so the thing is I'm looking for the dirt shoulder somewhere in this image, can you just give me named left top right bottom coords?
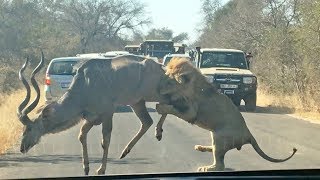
left=256, top=89, right=320, bottom=124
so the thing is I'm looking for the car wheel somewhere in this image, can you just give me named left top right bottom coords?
left=245, top=93, right=257, bottom=112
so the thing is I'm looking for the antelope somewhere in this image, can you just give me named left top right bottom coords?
left=17, top=51, right=169, bottom=175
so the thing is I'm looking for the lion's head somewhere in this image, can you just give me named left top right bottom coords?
left=160, top=57, right=217, bottom=99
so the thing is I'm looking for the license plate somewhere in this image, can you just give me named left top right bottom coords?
left=61, top=82, right=70, bottom=88
left=220, top=84, right=238, bottom=88
left=224, top=90, right=234, bottom=94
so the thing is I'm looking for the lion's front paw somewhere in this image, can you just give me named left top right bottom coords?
left=197, top=165, right=224, bottom=172
left=156, top=104, right=173, bottom=114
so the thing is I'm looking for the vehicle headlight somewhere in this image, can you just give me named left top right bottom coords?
left=243, top=77, right=257, bottom=84
left=204, top=75, right=214, bottom=83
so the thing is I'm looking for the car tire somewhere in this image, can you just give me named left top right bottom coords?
left=245, top=93, right=257, bottom=112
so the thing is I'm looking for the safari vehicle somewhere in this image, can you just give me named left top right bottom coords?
left=139, top=40, right=175, bottom=63
left=174, top=43, right=187, bottom=54
left=76, top=53, right=106, bottom=58
left=44, top=57, right=83, bottom=103
left=194, top=47, right=257, bottom=111
left=124, top=45, right=141, bottom=55
left=104, top=50, right=130, bottom=58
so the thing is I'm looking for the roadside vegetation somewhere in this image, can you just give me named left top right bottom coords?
left=0, top=89, right=45, bottom=154
left=0, top=0, right=319, bottom=154
left=257, top=88, right=320, bottom=122
left=198, top=0, right=320, bottom=115
left=0, top=91, right=23, bottom=154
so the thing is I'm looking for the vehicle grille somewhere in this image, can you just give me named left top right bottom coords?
left=214, top=74, right=242, bottom=83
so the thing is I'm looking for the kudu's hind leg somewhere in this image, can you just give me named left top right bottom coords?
left=96, top=113, right=113, bottom=175
left=78, top=121, right=94, bottom=175
left=120, top=100, right=153, bottom=159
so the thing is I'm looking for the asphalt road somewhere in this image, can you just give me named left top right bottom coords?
left=1, top=103, right=320, bottom=179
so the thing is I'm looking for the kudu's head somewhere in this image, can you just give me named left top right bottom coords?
left=17, top=51, right=47, bottom=153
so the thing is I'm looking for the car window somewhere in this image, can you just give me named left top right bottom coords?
left=163, top=56, right=173, bottom=65
left=48, top=61, right=78, bottom=75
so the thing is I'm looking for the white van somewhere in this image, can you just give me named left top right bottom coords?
left=44, top=57, right=82, bottom=103
left=162, top=53, right=191, bottom=66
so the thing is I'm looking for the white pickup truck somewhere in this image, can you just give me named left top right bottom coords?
left=192, top=47, right=257, bottom=111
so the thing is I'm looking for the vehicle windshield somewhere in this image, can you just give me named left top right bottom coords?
left=0, top=0, right=319, bottom=179
left=141, top=41, right=174, bottom=58
left=200, top=52, right=248, bottom=69
left=163, top=56, right=173, bottom=66
left=125, top=47, right=140, bottom=54
left=48, top=61, right=78, bottom=75
left=145, top=42, right=173, bottom=50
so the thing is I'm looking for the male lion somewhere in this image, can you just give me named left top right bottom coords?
left=155, top=57, right=297, bottom=172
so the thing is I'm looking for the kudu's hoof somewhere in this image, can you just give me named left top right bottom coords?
left=84, top=167, right=89, bottom=175
left=155, top=128, right=163, bottom=141
left=120, top=148, right=130, bottom=159
left=96, top=168, right=105, bottom=175
left=156, top=134, right=162, bottom=141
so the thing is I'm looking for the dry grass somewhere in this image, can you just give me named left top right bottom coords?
left=0, top=88, right=45, bottom=154
left=257, top=88, right=320, bottom=121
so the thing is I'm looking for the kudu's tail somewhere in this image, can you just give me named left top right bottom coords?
left=250, top=137, right=297, bottom=163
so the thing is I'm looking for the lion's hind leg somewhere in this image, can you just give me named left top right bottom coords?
left=197, top=144, right=226, bottom=172
left=197, top=132, right=226, bottom=172
left=195, top=145, right=212, bottom=152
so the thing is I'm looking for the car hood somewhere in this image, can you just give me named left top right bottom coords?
left=200, top=67, right=254, bottom=76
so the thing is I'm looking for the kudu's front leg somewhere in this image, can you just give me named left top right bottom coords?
left=78, top=121, right=94, bottom=175
left=120, top=100, right=153, bottom=159
left=96, top=113, right=113, bottom=175
left=155, top=114, right=167, bottom=141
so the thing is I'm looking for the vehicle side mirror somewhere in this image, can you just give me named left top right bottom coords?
left=246, top=53, right=253, bottom=59
left=245, top=53, right=253, bottom=69
left=195, top=47, right=202, bottom=67
left=196, top=46, right=201, bottom=53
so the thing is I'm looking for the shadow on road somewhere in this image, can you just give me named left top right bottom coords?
left=0, top=153, right=154, bottom=167
left=115, top=106, right=156, bottom=113
left=117, top=104, right=294, bottom=115
left=238, top=105, right=295, bottom=115
left=224, top=168, right=235, bottom=171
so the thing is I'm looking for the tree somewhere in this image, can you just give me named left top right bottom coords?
left=0, top=0, right=151, bottom=93
left=145, top=27, right=189, bottom=43
left=201, top=0, right=221, bottom=25
left=60, top=0, right=150, bottom=53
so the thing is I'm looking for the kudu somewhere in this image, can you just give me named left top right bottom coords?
left=17, top=52, right=169, bottom=175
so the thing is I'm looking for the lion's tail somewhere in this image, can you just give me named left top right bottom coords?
left=250, top=136, right=297, bottom=163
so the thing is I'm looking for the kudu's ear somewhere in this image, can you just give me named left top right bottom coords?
left=35, top=104, right=46, bottom=114
left=40, top=102, right=57, bottom=118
